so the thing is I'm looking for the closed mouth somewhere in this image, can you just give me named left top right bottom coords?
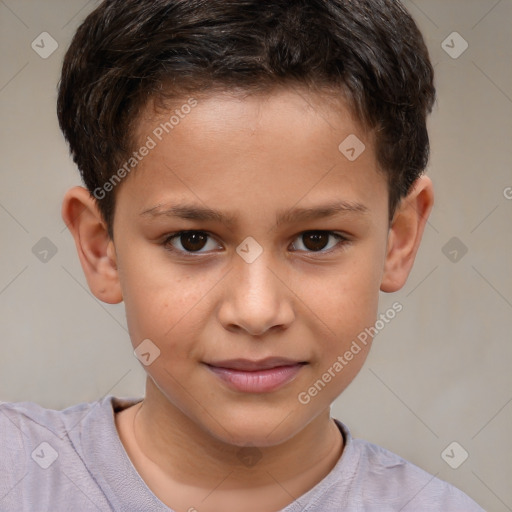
left=205, top=357, right=307, bottom=372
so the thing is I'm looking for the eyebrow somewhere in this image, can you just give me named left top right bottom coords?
left=140, top=200, right=369, bottom=228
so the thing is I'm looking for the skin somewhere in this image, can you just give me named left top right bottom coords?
left=62, top=88, right=434, bottom=511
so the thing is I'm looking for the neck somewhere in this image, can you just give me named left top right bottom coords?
left=121, top=377, right=344, bottom=508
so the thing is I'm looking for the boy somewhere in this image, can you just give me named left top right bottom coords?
left=0, top=0, right=485, bottom=510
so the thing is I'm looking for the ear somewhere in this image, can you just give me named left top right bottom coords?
left=380, top=176, right=434, bottom=293
left=61, top=186, right=123, bottom=304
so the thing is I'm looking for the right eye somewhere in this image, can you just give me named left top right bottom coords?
left=163, top=231, right=222, bottom=257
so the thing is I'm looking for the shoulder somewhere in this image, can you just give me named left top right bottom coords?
left=0, top=398, right=101, bottom=445
left=331, top=422, right=485, bottom=511
left=0, top=396, right=141, bottom=511
left=0, top=394, right=138, bottom=436
left=0, top=398, right=99, bottom=480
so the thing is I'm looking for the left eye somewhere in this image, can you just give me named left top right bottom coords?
left=163, top=230, right=348, bottom=256
left=290, top=231, right=348, bottom=253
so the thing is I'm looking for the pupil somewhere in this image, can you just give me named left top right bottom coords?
left=179, top=231, right=329, bottom=252
left=182, top=232, right=207, bottom=251
left=304, top=232, right=328, bottom=251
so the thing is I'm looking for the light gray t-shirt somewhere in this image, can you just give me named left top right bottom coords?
left=0, top=395, right=484, bottom=511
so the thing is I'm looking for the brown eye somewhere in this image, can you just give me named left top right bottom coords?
left=163, top=229, right=349, bottom=258
left=164, top=231, right=217, bottom=254
left=300, top=232, right=330, bottom=251
left=291, top=231, right=348, bottom=254
left=179, top=232, right=208, bottom=251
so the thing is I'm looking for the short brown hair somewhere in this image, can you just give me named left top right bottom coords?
left=57, top=0, right=435, bottom=237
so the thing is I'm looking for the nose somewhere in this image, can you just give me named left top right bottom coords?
left=217, top=251, right=295, bottom=337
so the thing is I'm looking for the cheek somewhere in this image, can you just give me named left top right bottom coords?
left=119, top=256, right=217, bottom=355
left=301, top=264, right=380, bottom=403
left=312, top=251, right=382, bottom=330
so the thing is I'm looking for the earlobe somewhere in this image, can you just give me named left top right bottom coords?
left=380, top=176, right=434, bottom=293
left=62, top=186, right=123, bottom=304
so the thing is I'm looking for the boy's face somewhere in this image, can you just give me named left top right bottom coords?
left=69, top=88, right=431, bottom=447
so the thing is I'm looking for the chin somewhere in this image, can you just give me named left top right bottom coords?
left=200, top=407, right=314, bottom=449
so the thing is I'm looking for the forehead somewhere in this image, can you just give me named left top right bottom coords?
left=135, top=86, right=367, bottom=153
left=117, top=88, right=387, bottom=226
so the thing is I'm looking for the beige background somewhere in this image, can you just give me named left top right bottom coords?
left=0, top=0, right=511, bottom=510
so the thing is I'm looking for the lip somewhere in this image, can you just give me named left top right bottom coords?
left=207, top=357, right=305, bottom=371
left=205, top=358, right=307, bottom=393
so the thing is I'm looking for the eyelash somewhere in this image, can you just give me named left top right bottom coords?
left=162, top=230, right=351, bottom=258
